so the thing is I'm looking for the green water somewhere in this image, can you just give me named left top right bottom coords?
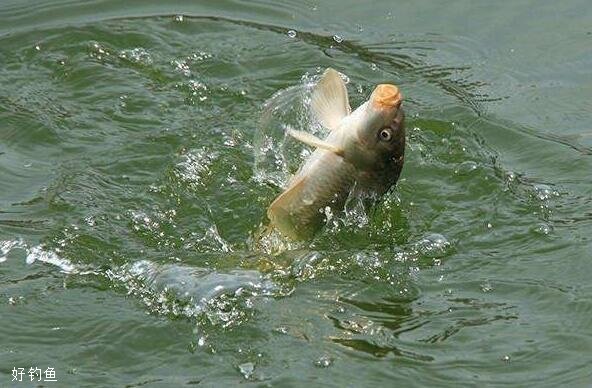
left=1, top=1, right=591, bottom=386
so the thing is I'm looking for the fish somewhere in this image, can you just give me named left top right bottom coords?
left=266, top=68, right=405, bottom=240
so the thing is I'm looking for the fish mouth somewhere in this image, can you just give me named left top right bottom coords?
left=353, top=83, right=404, bottom=152
left=371, top=84, right=402, bottom=110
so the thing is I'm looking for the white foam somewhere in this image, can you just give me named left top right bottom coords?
left=26, top=246, right=76, bottom=273
left=0, top=238, right=26, bottom=263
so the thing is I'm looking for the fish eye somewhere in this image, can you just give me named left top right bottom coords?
left=379, top=128, right=392, bottom=142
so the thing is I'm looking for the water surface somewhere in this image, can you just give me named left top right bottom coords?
left=1, top=1, right=591, bottom=386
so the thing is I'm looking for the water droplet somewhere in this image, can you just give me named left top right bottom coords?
left=172, top=59, right=191, bottom=77
left=332, top=34, right=343, bottom=43
left=314, top=355, right=333, bottom=368
left=415, top=233, right=451, bottom=258
left=85, top=215, right=96, bottom=227
left=287, top=29, right=297, bottom=38
left=534, top=223, right=553, bottom=235
left=480, top=282, right=493, bottom=292
left=238, top=362, right=255, bottom=379
left=322, top=206, right=334, bottom=222
left=533, top=184, right=559, bottom=201
left=119, top=47, right=153, bottom=65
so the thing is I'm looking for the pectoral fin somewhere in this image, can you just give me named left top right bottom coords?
left=287, top=128, right=344, bottom=157
left=311, top=68, right=351, bottom=130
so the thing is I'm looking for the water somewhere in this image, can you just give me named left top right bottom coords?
left=1, top=1, right=591, bottom=386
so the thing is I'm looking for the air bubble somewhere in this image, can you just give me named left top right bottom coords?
left=480, top=282, right=493, bottom=292
left=238, top=362, right=255, bottom=379
left=119, top=48, right=153, bottom=65
left=314, top=355, right=333, bottom=368
left=534, top=223, right=553, bottom=235
left=533, top=184, right=559, bottom=201
left=454, top=160, right=478, bottom=175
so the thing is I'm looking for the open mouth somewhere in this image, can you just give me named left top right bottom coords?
left=372, top=84, right=403, bottom=110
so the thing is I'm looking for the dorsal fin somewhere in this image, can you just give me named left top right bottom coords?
left=311, top=68, right=351, bottom=130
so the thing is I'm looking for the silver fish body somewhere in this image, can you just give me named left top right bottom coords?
left=268, top=147, right=357, bottom=239
left=267, top=68, right=405, bottom=239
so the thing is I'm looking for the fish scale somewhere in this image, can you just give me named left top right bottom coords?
left=283, top=150, right=356, bottom=236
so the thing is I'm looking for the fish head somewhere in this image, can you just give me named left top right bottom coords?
left=345, top=84, right=405, bottom=188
